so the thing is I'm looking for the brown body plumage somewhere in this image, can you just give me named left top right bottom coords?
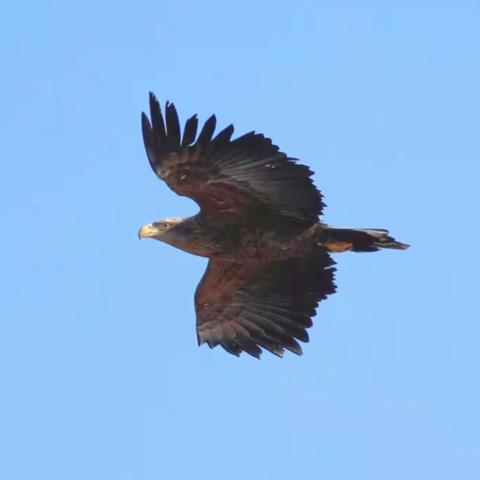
left=139, top=93, right=408, bottom=358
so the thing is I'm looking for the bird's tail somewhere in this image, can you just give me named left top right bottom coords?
left=322, top=226, right=409, bottom=253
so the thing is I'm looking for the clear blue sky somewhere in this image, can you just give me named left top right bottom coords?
left=1, top=2, right=479, bottom=479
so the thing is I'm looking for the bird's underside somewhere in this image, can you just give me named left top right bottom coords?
left=139, top=92, right=409, bottom=358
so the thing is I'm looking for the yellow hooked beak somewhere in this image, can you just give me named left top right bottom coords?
left=138, top=224, right=155, bottom=239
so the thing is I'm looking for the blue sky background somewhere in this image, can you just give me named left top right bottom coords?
left=1, top=2, right=479, bottom=479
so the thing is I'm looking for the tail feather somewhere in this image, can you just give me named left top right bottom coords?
left=323, top=226, right=409, bottom=253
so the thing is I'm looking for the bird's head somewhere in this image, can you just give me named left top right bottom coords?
left=138, top=217, right=187, bottom=242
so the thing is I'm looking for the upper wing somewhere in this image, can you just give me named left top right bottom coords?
left=141, top=92, right=324, bottom=231
left=195, top=251, right=336, bottom=358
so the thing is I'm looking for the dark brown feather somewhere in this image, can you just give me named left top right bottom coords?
left=149, top=92, right=166, bottom=141
left=195, top=251, right=336, bottom=358
left=182, top=115, right=198, bottom=147
left=165, top=102, right=181, bottom=149
left=141, top=94, right=324, bottom=232
left=197, top=114, right=216, bottom=144
left=213, top=124, right=234, bottom=146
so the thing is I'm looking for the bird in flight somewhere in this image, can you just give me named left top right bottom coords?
left=139, top=92, right=408, bottom=358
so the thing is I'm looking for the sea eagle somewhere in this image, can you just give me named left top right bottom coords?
left=139, top=93, right=408, bottom=358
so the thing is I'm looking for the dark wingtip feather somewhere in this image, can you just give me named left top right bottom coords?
left=141, top=111, right=151, bottom=133
left=148, top=92, right=166, bottom=141
left=213, top=124, right=234, bottom=146
left=197, top=114, right=217, bottom=144
left=182, top=115, right=198, bottom=146
left=286, top=339, right=303, bottom=356
left=254, top=338, right=285, bottom=358
left=220, top=342, right=242, bottom=357
left=141, top=112, right=154, bottom=150
left=148, top=91, right=157, bottom=104
left=165, top=101, right=181, bottom=149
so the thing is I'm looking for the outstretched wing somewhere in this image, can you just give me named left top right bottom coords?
left=141, top=92, right=324, bottom=231
left=195, top=251, right=336, bottom=358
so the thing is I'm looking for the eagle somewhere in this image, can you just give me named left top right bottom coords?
left=139, top=92, right=408, bottom=358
